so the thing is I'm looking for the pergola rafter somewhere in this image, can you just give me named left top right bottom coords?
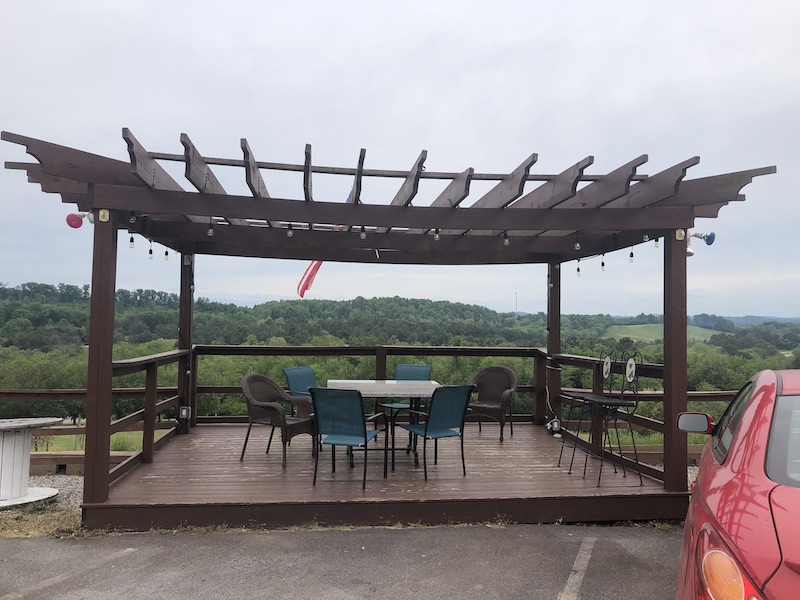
left=1, top=129, right=775, bottom=267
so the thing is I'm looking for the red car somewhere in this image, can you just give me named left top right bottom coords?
left=676, top=369, right=800, bottom=599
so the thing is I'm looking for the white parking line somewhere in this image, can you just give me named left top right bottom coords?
left=558, top=536, right=597, bottom=600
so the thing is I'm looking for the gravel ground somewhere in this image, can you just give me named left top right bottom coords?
left=29, top=475, right=84, bottom=508
left=30, top=467, right=699, bottom=510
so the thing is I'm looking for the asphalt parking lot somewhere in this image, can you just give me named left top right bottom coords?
left=0, top=522, right=683, bottom=599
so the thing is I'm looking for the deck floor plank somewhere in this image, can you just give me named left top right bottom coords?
left=84, top=423, right=688, bottom=530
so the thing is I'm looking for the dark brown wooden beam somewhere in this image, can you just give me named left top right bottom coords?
left=240, top=138, right=270, bottom=198
left=180, top=133, right=248, bottom=227
left=605, top=157, right=700, bottom=208
left=510, top=157, right=594, bottom=209
left=93, top=184, right=694, bottom=232
left=350, top=148, right=366, bottom=204
left=405, top=167, right=473, bottom=234
left=389, top=150, right=427, bottom=207
left=442, top=153, right=538, bottom=236
left=303, top=144, right=313, bottom=202
left=558, top=154, right=649, bottom=209
left=83, top=206, right=118, bottom=504
left=658, top=166, right=777, bottom=207
left=2, top=131, right=143, bottom=187
left=663, top=230, right=688, bottom=492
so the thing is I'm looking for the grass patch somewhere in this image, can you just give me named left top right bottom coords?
left=603, top=324, right=717, bottom=342
left=33, top=430, right=169, bottom=453
left=0, top=502, right=83, bottom=538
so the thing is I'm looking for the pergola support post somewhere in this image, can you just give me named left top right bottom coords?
left=83, top=208, right=117, bottom=505
left=663, top=232, right=689, bottom=492
left=178, top=252, right=194, bottom=433
left=546, top=262, right=562, bottom=420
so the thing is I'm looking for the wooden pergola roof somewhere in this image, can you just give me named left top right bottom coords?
left=2, top=130, right=775, bottom=266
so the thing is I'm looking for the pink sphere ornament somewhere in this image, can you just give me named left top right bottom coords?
left=66, top=213, right=84, bottom=228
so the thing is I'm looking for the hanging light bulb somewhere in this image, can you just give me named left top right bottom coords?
left=503, top=232, right=510, bottom=246
left=360, top=226, right=367, bottom=240
left=163, top=250, right=169, bottom=261
left=643, top=234, right=649, bottom=242
left=434, top=228, right=440, bottom=241
left=577, top=260, right=581, bottom=277
left=287, top=224, right=294, bottom=238
left=207, top=222, right=214, bottom=237
left=654, top=237, right=660, bottom=248
left=601, top=254, right=606, bottom=272
left=629, top=250, right=635, bottom=263
left=129, top=235, right=135, bottom=249
left=148, top=242, right=154, bottom=260
left=574, top=238, right=581, bottom=251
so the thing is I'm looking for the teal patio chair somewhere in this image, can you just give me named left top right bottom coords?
left=397, top=385, right=474, bottom=479
left=382, top=363, right=434, bottom=450
left=283, top=366, right=317, bottom=400
left=309, top=387, right=388, bottom=490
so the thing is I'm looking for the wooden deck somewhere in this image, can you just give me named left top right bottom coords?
left=83, top=423, right=689, bottom=530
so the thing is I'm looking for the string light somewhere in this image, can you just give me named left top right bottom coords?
left=360, top=226, right=366, bottom=240
left=654, top=237, right=660, bottom=248
left=163, top=250, right=169, bottom=261
left=573, top=236, right=581, bottom=251
left=577, top=259, right=581, bottom=277
left=129, top=235, right=135, bottom=249
left=601, top=254, right=606, bottom=272
left=503, top=232, right=510, bottom=246
left=148, top=241, right=154, bottom=260
left=643, top=234, right=650, bottom=242
left=629, top=249, right=635, bottom=263
left=207, top=221, right=214, bottom=237
left=433, top=228, right=440, bottom=241
left=287, top=224, right=294, bottom=238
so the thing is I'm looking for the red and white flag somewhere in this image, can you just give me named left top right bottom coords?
left=296, top=192, right=354, bottom=298
left=297, top=260, right=322, bottom=298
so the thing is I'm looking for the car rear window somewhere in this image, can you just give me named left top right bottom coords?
left=766, top=394, right=800, bottom=487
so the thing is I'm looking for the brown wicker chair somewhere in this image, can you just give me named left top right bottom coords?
left=240, top=373, right=316, bottom=467
left=469, top=366, right=518, bottom=442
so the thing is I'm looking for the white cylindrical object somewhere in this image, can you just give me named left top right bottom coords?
left=0, top=428, right=29, bottom=500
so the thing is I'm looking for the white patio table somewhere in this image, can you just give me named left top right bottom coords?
left=325, top=380, right=441, bottom=470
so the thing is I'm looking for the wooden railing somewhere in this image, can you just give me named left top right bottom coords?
left=107, top=350, right=189, bottom=482
left=0, top=345, right=735, bottom=497
left=549, top=353, right=734, bottom=483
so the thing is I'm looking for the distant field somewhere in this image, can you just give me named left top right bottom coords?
left=604, top=324, right=718, bottom=342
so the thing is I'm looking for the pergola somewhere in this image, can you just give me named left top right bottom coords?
left=2, top=129, right=775, bottom=516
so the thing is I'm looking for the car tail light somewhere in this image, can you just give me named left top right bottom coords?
left=695, top=526, right=764, bottom=600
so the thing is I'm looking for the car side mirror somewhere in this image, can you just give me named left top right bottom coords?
left=676, top=412, right=715, bottom=434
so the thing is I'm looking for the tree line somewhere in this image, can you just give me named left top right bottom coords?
left=1, top=282, right=799, bottom=423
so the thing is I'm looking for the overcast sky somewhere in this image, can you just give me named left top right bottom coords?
left=2, top=1, right=797, bottom=317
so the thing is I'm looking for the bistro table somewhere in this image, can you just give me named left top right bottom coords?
left=0, top=417, right=62, bottom=507
left=326, top=379, right=441, bottom=470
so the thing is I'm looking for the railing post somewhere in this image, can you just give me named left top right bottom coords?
left=590, top=360, right=604, bottom=457
left=533, top=353, right=547, bottom=424
left=142, top=363, right=157, bottom=463
left=375, top=346, right=387, bottom=379
left=189, top=350, right=199, bottom=428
